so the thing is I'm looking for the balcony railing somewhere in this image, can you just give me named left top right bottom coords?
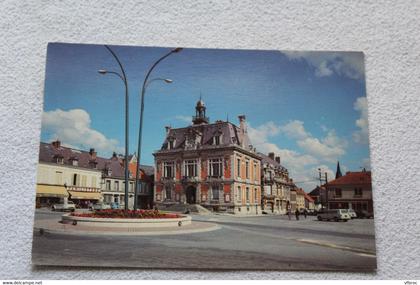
left=65, top=185, right=101, bottom=192
left=192, top=115, right=209, bottom=122
left=160, top=176, right=175, bottom=182
left=181, top=176, right=199, bottom=183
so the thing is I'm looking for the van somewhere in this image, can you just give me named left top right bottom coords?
left=317, top=209, right=351, bottom=222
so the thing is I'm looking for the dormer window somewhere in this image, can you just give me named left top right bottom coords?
left=69, top=156, right=78, bottom=166
left=89, top=160, right=97, bottom=169
left=54, top=154, right=64, bottom=164
left=167, top=137, right=176, bottom=150
left=213, top=135, right=221, bottom=145
left=107, top=169, right=112, bottom=176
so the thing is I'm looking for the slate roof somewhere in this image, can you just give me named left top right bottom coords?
left=39, top=142, right=154, bottom=179
left=258, top=152, right=289, bottom=172
left=259, top=152, right=281, bottom=167
left=161, top=121, right=254, bottom=152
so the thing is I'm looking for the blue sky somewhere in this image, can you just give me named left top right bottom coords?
left=41, top=42, right=371, bottom=191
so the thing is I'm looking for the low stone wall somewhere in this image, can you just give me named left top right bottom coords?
left=61, top=213, right=192, bottom=228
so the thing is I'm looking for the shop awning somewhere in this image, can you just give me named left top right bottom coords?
left=68, top=191, right=102, bottom=200
left=36, top=184, right=68, bottom=198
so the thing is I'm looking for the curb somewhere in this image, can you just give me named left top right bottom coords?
left=34, top=222, right=221, bottom=237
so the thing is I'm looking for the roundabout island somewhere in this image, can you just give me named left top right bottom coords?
left=35, top=209, right=219, bottom=236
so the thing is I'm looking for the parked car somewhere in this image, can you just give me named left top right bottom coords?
left=307, top=209, right=316, bottom=216
left=90, top=203, right=111, bottom=211
left=110, top=202, right=121, bottom=209
left=347, top=208, right=357, bottom=219
left=52, top=201, right=76, bottom=212
left=317, top=209, right=351, bottom=222
left=356, top=210, right=374, bottom=219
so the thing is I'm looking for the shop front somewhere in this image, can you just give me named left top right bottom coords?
left=68, top=190, right=102, bottom=208
left=36, top=184, right=68, bottom=208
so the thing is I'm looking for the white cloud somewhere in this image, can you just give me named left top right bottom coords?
left=315, top=61, right=334, bottom=77
left=248, top=120, right=349, bottom=191
left=352, top=97, right=370, bottom=144
left=42, top=109, right=122, bottom=154
left=278, top=120, right=347, bottom=162
left=278, top=120, right=308, bottom=140
left=248, top=122, right=318, bottom=191
left=282, top=51, right=364, bottom=80
left=297, top=137, right=346, bottom=162
left=174, top=115, right=192, bottom=123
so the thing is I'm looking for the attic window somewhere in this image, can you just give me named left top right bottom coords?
left=56, top=157, right=64, bottom=164
left=213, top=135, right=221, bottom=145
left=72, top=160, right=78, bottom=166
left=89, top=160, right=97, bottom=169
left=168, top=137, right=176, bottom=150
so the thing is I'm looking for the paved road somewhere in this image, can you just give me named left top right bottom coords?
left=32, top=210, right=377, bottom=271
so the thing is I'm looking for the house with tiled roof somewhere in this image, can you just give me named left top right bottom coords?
left=295, top=188, right=306, bottom=211
left=153, top=99, right=262, bottom=214
left=308, top=185, right=327, bottom=210
left=259, top=152, right=294, bottom=214
left=325, top=169, right=373, bottom=214
left=36, top=140, right=154, bottom=209
left=303, top=192, right=315, bottom=211
left=37, top=140, right=105, bottom=207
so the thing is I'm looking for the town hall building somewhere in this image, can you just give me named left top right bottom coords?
left=153, top=99, right=262, bottom=214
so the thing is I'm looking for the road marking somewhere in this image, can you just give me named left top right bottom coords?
left=356, top=253, right=376, bottom=258
left=221, top=225, right=376, bottom=257
left=297, top=239, right=376, bottom=256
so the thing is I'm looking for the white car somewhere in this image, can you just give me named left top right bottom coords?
left=90, top=203, right=111, bottom=210
left=347, top=208, right=357, bottom=219
left=52, top=201, right=76, bottom=212
left=317, top=209, right=351, bottom=222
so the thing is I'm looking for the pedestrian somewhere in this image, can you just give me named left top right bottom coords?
left=295, top=209, right=300, bottom=220
left=303, top=209, right=307, bottom=219
left=287, top=208, right=291, bottom=220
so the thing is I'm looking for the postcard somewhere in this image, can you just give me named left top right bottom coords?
left=32, top=43, right=375, bottom=271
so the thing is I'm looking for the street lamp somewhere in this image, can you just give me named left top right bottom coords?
left=134, top=47, right=182, bottom=210
left=98, top=45, right=130, bottom=211
left=133, top=77, right=172, bottom=208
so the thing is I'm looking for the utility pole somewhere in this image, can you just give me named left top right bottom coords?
left=318, top=168, right=329, bottom=209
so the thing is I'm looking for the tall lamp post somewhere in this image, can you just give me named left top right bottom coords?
left=98, top=45, right=130, bottom=211
left=318, top=168, right=329, bottom=210
left=134, top=48, right=182, bottom=210
left=133, top=77, right=173, bottom=209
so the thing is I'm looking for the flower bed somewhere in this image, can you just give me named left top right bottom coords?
left=62, top=210, right=191, bottom=228
left=71, top=209, right=181, bottom=219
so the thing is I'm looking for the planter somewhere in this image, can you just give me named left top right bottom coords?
left=61, top=213, right=192, bottom=228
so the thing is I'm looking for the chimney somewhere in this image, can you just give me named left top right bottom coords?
left=275, top=156, right=280, bottom=164
left=165, top=126, right=171, bottom=135
left=89, top=148, right=97, bottom=159
left=52, top=140, right=61, bottom=148
left=238, top=115, right=246, bottom=131
left=268, top=152, right=275, bottom=160
left=238, top=115, right=247, bottom=147
left=112, top=152, right=117, bottom=159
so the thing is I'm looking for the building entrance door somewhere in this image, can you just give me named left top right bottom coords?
left=186, top=186, right=196, bottom=204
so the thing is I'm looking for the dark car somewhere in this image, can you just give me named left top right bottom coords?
left=356, top=210, right=374, bottom=219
